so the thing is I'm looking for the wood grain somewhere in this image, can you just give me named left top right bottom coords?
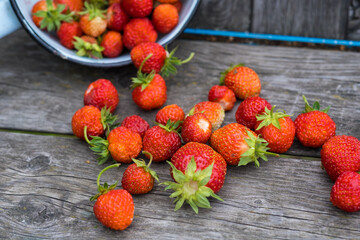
left=1, top=131, right=360, bottom=239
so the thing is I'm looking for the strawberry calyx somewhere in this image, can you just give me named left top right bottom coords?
left=219, top=63, right=245, bottom=85
left=100, top=106, right=118, bottom=136
left=302, top=95, right=330, bottom=113
left=238, top=131, right=279, bottom=167
left=161, top=46, right=195, bottom=77
left=79, top=2, right=106, bottom=20
left=86, top=0, right=108, bottom=9
left=133, top=151, right=159, bottom=182
left=33, top=0, right=74, bottom=31
left=84, top=126, right=110, bottom=165
left=90, top=163, right=120, bottom=201
left=73, top=36, right=104, bottom=59
left=131, top=54, right=156, bottom=91
left=256, top=106, right=291, bottom=130
left=157, top=119, right=182, bottom=133
left=161, top=157, right=223, bottom=214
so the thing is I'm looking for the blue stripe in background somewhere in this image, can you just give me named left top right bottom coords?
left=184, top=28, right=360, bottom=47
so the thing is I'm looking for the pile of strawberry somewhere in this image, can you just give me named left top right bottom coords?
left=31, top=0, right=182, bottom=59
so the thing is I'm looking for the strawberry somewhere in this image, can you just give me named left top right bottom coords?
left=152, top=4, right=179, bottom=34
left=330, top=171, right=360, bottom=212
left=181, top=113, right=212, bottom=144
left=79, top=2, right=107, bottom=37
left=155, top=104, right=185, bottom=126
left=121, top=0, right=153, bottom=17
left=57, top=21, right=83, bottom=49
left=210, top=123, right=278, bottom=166
left=72, top=105, right=117, bottom=140
left=121, top=115, right=150, bottom=138
left=130, top=43, right=194, bottom=76
left=235, top=96, right=272, bottom=130
left=221, top=64, right=261, bottom=99
left=73, top=35, right=104, bottom=59
left=294, top=95, right=336, bottom=148
left=131, top=56, right=167, bottom=110
left=84, top=79, right=119, bottom=113
left=192, top=101, right=225, bottom=131
left=321, top=135, right=360, bottom=181
left=208, top=85, right=236, bottom=111
left=142, top=120, right=182, bottom=162
left=154, top=0, right=182, bottom=12
left=107, top=2, right=129, bottom=31
left=91, top=164, right=134, bottom=230
left=85, top=126, right=142, bottom=164
left=157, top=0, right=178, bottom=3
left=121, top=151, right=159, bottom=194
left=54, top=0, right=83, bottom=12
left=254, top=106, right=295, bottom=153
left=109, top=0, right=121, bottom=4
left=123, top=18, right=158, bottom=50
left=101, top=31, right=123, bottom=58
left=162, top=142, right=227, bottom=213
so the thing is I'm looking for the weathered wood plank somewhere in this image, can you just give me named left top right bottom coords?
left=252, top=0, right=350, bottom=39
left=1, top=132, right=360, bottom=239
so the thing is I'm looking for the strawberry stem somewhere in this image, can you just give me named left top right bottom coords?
left=96, top=163, right=120, bottom=189
left=90, top=163, right=120, bottom=201
left=83, top=126, right=93, bottom=146
left=143, top=151, right=153, bottom=168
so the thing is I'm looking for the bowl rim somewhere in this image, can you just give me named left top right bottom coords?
left=9, top=0, right=201, bottom=68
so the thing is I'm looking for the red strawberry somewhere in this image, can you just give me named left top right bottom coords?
left=155, top=104, right=185, bottom=126
left=330, top=171, right=360, bottom=212
left=210, top=123, right=277, bottom=166
left=254, top=106, right=295, bottom=153
left=32, top=0, right=50, bottom=28
left=208, top=85, right=236, bottom=111
left=321, top=135, right=360, bottom=181
left=85, top=126, right=142, bottom=164
left=152, top=4, right=179, bottom=34
left=101, top=31, right=123, bottom=58
left=121, top=115, right=150, bottom=138
left=155, top=0, right=182, bottom=12
left=157, top=0, right=178, bottom=3
left=192, top=101, right=224, bottom=131
left=72, top=105, right=116, bottom=140
left=162, top=142, right=227, bottom=213
left=221, top=64, right=261, bottom=99
left=74, top=35, right=104, bottom=59
left=84, top=78, right=119, bottom=113
left=79, top=2, right=107, bottom=37
left=142, top=121, right=182, bottom=162
left=121, top=0, right=153, bottom=17
left=235, top=96, right=272, bottom=130
left=121, top=151, right=159, bottom=194
left=123, top=18, right=158, bottom=50
left=91, top=164, right=134, bottom=230
left=131, top=56, right=167, bottom=110
left=130, top=42, right=194, bottom=76
left=294, top=95, right=336, bottom=148
left=54, top=0, right=83, bottom=12
left=181, top=113, right=212, bottom=143
left=107, top=3, right=129, bottom=31
left=57, top=21, right=83, bottom=49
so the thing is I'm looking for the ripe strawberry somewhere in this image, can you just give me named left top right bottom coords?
left=54, top=0, right=83, bottom=12
left=330, top=171, right=360, bottom=212
left=192, top=101, right=225, bottom=131
left=294, top=95, right=336, bottom=148
left=72, top=105, right=117, bottom=140
left=123, top=18, right=158, bottom=50
left=121, top=151, right=159, bottom=194
left=154, top=0, right=182, bottom=12
left=130, top=42, right=194, bottom=76
left=221, top=64, right=261, bottom=99
left=155, top=104, right=185, bottom=126
left=162, top=142, right=227, bottom=213
left=121, top=0, right=153, bottom=17
left=210, top=123, right=277, bottom=166
left=254, top=106, right=295, bottom=153
left=181, top=113, right=212, bottom=144
left=131, top=56, right=167, bottom=110
left=86, top=126, right=142, bottom=164
left=208, top=85, right=236, bottom=111
left=107, top=3, right=129, bottom=31
left=142, top=120, right=182, bottom=162
left=91, top=164, right=134, bottom=230
left=101, top=31, right=123, bottom=58
left=152, top=4, right=179, bottom=34
left=121, top=115, right=150, bottom=138
left=157, top=0, right=178, bottom=3
left=321, top=135, right=360, bottom=181
left=73, top=35, right=104, bottom=59
left=84, top=79, right=119, bottom=113
left=79, top=2, right=107, bottom=37
left=57, top=21, right=83, bottom=49
left=235, top=96, right=272, bottom=130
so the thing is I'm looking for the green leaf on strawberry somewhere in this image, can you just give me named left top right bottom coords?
left=79, top=2, right=106, bottom=20
left=132, top=151, right=159, bottom=182
left=90, top=163, right=120, bottom=201
left=302, top=95, right=330, bottom=113
left=73, top=36, right=104, bottom=59
left=161, top=46, right=195, bottom=77
left=256, top=106, right=292, bottom=130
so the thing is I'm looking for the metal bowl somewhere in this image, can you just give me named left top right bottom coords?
left=9, top=0, right=200, bottom=67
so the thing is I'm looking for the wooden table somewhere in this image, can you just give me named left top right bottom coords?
left=1, top=30, right=360, bottom=239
